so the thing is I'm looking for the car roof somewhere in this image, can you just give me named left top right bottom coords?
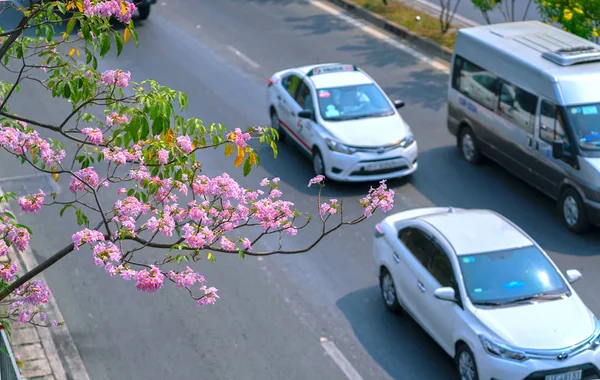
left=291, top=63, right=374, bottom=89
left=418, top=209, right=533, bottom=255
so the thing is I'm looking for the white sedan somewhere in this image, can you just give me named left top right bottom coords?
left=372, top=207, right=600, bottom=380
left=267, top=63, right=418, bottom=182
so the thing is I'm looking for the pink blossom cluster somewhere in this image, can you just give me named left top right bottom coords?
left=158, top=149, right=169, bottom=165
left=168, top=266, right=204, bottom=289
left=0, top=262, right=18, bottom=282
left=308, top=175, right=325, bottom=187
left=176, top=135, right=194, bottom=154
left=0, top=217, right=31, bottom=252
left=103, top=144, right=143, bottom=166
left=0, top=123, right=66, bottom=166
left=8, top=280, right=58, bottom=326
left=18, top=189, right=45, bottom=214
left=106, top=112, right=129, bottom=127
left=92, top=242, right=122, bottom=267
left=83, top=0, right=137, bottom=23
left=69, top=167, right=100, bottom=193
left=359, top=180, right=395, bottom=217
left=81, top=128, right=103, bottom=145
left=100, top=69, right=131, bottom=88
left=227, top=128, right=251, bottom=148
left=319, top=199, right=339, bottom=217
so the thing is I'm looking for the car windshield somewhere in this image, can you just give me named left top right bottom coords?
left=458, top=245, right=569, bottom=306
left=316, top=83, right=394, bottom=122
left=564, top=103, right=600, bottom=151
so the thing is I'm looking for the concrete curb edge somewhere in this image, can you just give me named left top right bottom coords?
left=321, top=0, right=455, bottom=62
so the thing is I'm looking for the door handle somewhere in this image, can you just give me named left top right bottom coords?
left=277, top=95, right=281, bottom=101
left=291, top=112, right=296, bottom=117
left=527, top=136, right=532, bottom=146
left=417, top=281, right=426, bottom=293
left=392, top=252, right=400, bottom=264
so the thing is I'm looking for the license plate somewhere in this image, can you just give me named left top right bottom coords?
left=545, top=370, right=583, bottom=380
left=365, top=159, right=404, bottom=171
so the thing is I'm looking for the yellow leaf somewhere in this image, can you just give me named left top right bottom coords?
left=66, top=2, right=74, bottom=10
left=120, top=1, right=127, bottom=15
left=69, top=48, right=75, bottom=56
left=30, top=148, right=36, bottom=160
left=51, top=167, right=59, bottom=182
left=224, top=144, right=234, bottom=157
left=163, top=128, right=175, bottom=145
left=236, top=145, right=245, bottom=160
left=76, top=49, right=80, bottom=57
left=207, top=252, right=214, bottom=261
left=234, top=154, right=243, bottom=167
left=62, top=32, right=68, bottom=40
left=248, top=152, right=257, bottom=166
left=76, top=0, right=84, bottom=12
left=123, top=27, right=131, bottom=44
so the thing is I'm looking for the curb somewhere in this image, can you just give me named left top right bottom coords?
left=0, top=187, right=91, bottom=380
left=322, top=0, right=455, bottom=62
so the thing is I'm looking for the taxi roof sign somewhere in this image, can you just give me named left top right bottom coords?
left=307, top=64, right=358, bottom=77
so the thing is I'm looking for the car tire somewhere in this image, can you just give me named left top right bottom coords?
left=138, top=4, right=150, bottom=20
left=558, top=187, right=591, bottom=234
left=271, top=110, right=286, bottom=143
left=379, top=268, right=401, bottom=313
left=312, top=148, right=325, bottom=177
left=459, top=127, right=481, bottom=164
left=456, top=344, right=479, bottom=380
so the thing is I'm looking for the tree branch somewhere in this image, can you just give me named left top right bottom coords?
left=0, top=14, right=30, bottom=61
left=0, top=110, right=60, bottom=131
left=0, top=57, right=27, bottom=113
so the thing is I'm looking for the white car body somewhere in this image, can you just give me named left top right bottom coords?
left=372, top=207, right=600, bottom=380
left=266, top=63, right=418, bottom=182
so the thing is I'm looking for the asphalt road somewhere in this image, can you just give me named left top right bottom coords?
left=1, top=1, right=600, bottom=380
left=420, top=0, right=541, bottom=25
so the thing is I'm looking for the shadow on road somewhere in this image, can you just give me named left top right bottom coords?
left=337, top=34, right=419, bottom=69
left=336, top=286, right=458, bottom=380
left=383, top=68, right=449, bottom=111
left=412, top=146, right=600, bottom=256
left=284, top=13, right=354, bottom=37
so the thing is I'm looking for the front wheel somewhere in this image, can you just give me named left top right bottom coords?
left=456, top=344, right=479, bottom=380
left=312, top=149, right=325, bottom=177
left=138, top=4, right=150, bottom=20
left=558, top=188, right=591, bottom=234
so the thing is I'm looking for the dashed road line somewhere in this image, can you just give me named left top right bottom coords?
left=321, top=338, right=364, bottom=380
left=226, top=45, right=261, bottom=69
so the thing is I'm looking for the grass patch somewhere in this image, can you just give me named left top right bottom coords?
left=350, top=0, right=457, bottom=49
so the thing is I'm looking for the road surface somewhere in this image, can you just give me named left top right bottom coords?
left=420, top=0, right=541, bottom=25
left=1, top=1, right=598, bottom=380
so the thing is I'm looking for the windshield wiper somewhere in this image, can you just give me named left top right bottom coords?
left=472, top=301, right=503, bottom=306
left=501, top=292, right=567, bottom=305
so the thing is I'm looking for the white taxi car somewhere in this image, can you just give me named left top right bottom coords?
left=373, top=207, right=600, bottom=380
left=267, top=63, right=418, bottom=182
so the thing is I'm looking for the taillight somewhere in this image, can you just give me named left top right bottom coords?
left=268, top=78, right=274, bottom=87
left=374, top=224, right=384, bottom=238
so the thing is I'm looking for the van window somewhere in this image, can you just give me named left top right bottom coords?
left=540, top=100, right=567, bottom=144
left=497, top=81, right=538, bottom=134
left=452, top=55, right=498, bottom=111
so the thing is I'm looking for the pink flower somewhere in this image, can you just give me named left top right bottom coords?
left=0, top=240, right=8, bottom=256
left=260, top=178, right=269, bottom=187
left=197, top=286, right=219, bottom=307
left=72, top=228, right=105, bottom=250
left=168, top=266, right=205, bottom=289
left=219, top=235, right=236, bottom=252
left=269, top=189, right=282, bottom=198
left=7, top=226, right=30, bottom=251
left=157, top=149, right=169, bottom=165
left=359, top=180, right=395, bottom=217
left=227, top=128, right=251, bottom=148
left=69, top=167, right=100, bottom=193
left=134, top=265, right=164, bottom=294
left=241, top=238, right=252, bottom=251
left=13, top=280, right=51, bottom=306
left=0, top=262, right=18, bottom=282
left=176, top=135, right=193, bottom=154
left=308, top=175, right=325, bottom=187
left=117, top=187, right=127, bottom=195
left=100, top=69, right=131, bottom=88
left=92, top=242, right=121, bottom=267
left=106, top=112, right=129, bottom=126
left=81, top=128, right=103, bottom=145
left=18, top=189, right=45, bottom=214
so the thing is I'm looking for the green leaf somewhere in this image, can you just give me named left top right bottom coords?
left=75, top=209, right=89, bottom=228
left=243, top=157, right=251, bottom=177
left=127, top=188, right=135, bottom=196
left=140, top=117, right=149, bottom=140
left=14, top=223, right=32, bottom=234
left=114, top=31, right=123, bottom=57
left=100, top=34, right=111, bottom=58
left=92, top=55, right=98, bottom=70
left=59, top=204, right=73, bottom=217
left=207, top=252, right=216, bottom=262
left=63, top=83, right=71, bottom=99
left=269, top=140, right=278, bottom=159
left=66, top=18, right=77, bottom=35
left=151, top=117, right=163, bottom=136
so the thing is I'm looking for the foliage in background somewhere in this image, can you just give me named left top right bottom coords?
left=535, top=0, right=600, bottom=42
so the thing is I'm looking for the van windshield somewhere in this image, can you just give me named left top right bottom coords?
left=564, top=104, right=600, bottom=151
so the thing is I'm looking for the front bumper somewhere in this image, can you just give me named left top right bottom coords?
left=322, top=140, right=418, bottom=182
left=476, top=345, right=600, bottom=380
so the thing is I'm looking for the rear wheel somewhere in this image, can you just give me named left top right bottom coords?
left=271, top=110, right=286, bottom=142
left=379, top=268, right=401, bottom=313
left=558, top=187, right=590, bottom=234
left=459, top=127, right=481, bottom=164
left=138, top=4, right=150, bottom=20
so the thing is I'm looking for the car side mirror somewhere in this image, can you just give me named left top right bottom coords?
left=552, top=140, right=564, bottom=159
left=566, top=269, right=582, bottom=284
left=434, top=287, right=456, bottom=302
left=298, top=109, right=314, bottom=120
left=393, top=99, right=405, bottom=109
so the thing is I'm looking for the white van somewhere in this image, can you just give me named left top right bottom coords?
left=447, top=21, right=600, bottom=234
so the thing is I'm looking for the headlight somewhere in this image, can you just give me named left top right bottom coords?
left=400, top=126, right=415, bottom=148
left=589, top=315, right=600, bottom=350
left=325, top=138, right=356, bottom=155
left=479, top=335, right=528, bottom=362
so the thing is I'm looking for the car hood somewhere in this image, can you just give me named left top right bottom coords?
left=322, top=114, right=409, bottom=147
left=474, top=296, right=595, bottom=349
left=586, top=157, right=600, bottom=173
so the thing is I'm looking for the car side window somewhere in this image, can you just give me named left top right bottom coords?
left=427, top=244, right=457, bottom=289
left=497, top=80, right=538, bottom=134
left=295, top=81, right=314, bottom=112
left=398, top=227, right=432, bottom=268
left=539, top=99, right=572, bottom=159
left=451, top=55, right=499, bottom=111
left=282, top=74, right=301, bottom=99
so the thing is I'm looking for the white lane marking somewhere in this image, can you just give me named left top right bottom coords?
left=226, top=45, right=261, bottom=69
left=308, top=0, right=450, bottom=74
left=321, top=339, right=364, bottom=380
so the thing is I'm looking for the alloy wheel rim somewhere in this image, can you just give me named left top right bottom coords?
left=458, top=351, right=475, bottom=380
left=381, top=274, right=396, bottom=306
left=563, top=195, right=579, bottom=226
left=313, top=153, right=324, bottom=176
left=462, top=134, right=475, bottom=161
